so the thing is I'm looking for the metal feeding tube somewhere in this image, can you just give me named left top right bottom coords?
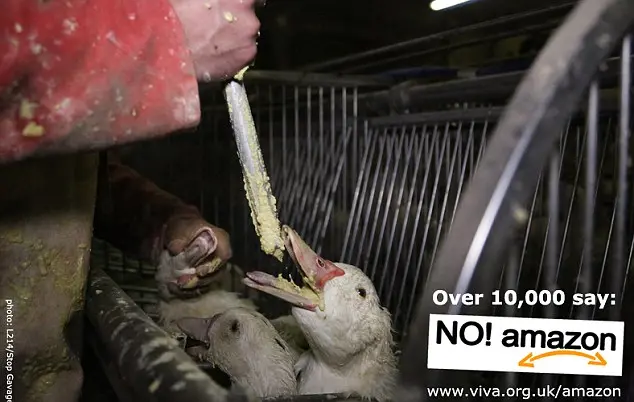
left=223, top=67, right=286, bottom=262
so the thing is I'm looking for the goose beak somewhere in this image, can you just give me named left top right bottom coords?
left=281, top=225, right=345, bottom=290
left=242, top=225, right=344, bottom=311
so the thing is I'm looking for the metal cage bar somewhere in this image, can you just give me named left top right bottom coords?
left=85, top=268, right=253, bottom=402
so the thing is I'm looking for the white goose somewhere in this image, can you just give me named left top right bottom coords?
left=158, top=288, right=257, bottom=335
left=270, top=314, right=310, bottom=356
left=177, top=307, right=298, bottom=397
left=153, top=249, right=257, bottom=348
left=243, top=226, right=398, bottom=402
left=154, top=248, right=307, bottom=355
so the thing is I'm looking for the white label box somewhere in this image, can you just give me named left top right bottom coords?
left=427, top=314, right=624, bottom=377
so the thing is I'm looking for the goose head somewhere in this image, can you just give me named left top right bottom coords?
left=243, top=226, right=393, bottom=366
left=176, top=307, right=297, bottom=397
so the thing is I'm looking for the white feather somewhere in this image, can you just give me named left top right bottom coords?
left=292, top=263, right=398, bottom=402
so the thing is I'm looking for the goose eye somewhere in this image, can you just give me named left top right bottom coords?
left=357, top=287, right=366, bottom=298
left=230, top=320, right=240, bottom=333
left=316, top=258, right=325, bottom=268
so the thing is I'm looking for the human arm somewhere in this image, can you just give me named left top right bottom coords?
left=0, top=0, right=200, bottom=164
left=93, top=155, right=233, bottom=299
left=0, top=0, right=259, bottom=164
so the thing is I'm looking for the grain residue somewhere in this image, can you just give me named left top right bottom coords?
left=19, top=99, right=37, bottom=119
left=22, top=122, right=44, bottom=137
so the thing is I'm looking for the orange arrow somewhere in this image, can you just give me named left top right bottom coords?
left=518, top=350, right=607, bottom=368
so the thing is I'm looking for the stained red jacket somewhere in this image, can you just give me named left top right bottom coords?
left=0, top=0, right=201, bottom=164
left=1, top=0, right=214, bottom=263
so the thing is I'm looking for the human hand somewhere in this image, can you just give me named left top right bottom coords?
left=154, top=212, right=232, bottom=299
left=169, top=0, right=260, bottom=82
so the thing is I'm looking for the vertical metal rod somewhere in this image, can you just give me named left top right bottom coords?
left=385, top=132, right=426, bottom=309
left=559, top=127, right=586, bottom=281
left=316, top=128, right=353, bottom=252
left=428, top=124, right=462, bottom=270
left=420, top=124, right=452, bottom=286
left=447, top=127, right=463, bottom=230
left=306, top=142, right=346, bottom=246
left=376, top=133, right=415, bottom=296
left=328, top=88, right=335, bottom=247
left=366, top=134, right=402, bottom=280
left=580, top=81, right=599, bottom=320
left=307, top=86, right=313, bottom=181
left=546, top=150, right=560, bottom=318
left=294, top=86, right=300, bottom=176
left=282, top=86, right=288, bottom=183
left=541, top=148, right=560, bottom=398
left=354, top=134, right=388, bottom=266
left=516, top=174, right=542, bottom=294
left=529, top=126, right=572, bottom=318
left=504, top=246, right=519, bottom=396
left=352, top=87, right=359, bottom=206
left=574, top=80, right=599, bottom=392
left=341, top=132, right=376, bottom=262
left=394, top=127, right=440, bottom=325
left=616, top=35, right=631, bottom=311
left=406, top=127, right=451, bottom=326
left=342, top=87, right=349, bottom=235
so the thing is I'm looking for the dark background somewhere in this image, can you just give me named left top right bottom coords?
left=254, top=0, right=576, bottom=72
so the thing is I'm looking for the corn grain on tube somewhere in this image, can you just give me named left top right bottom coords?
left=223, top=70, right=285, bottom=261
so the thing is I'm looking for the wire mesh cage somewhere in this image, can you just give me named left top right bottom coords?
left=86, top=0, right=634, bottom=400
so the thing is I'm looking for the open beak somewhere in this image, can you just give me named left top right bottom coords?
left=243, top=225, right=345, bottom=311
